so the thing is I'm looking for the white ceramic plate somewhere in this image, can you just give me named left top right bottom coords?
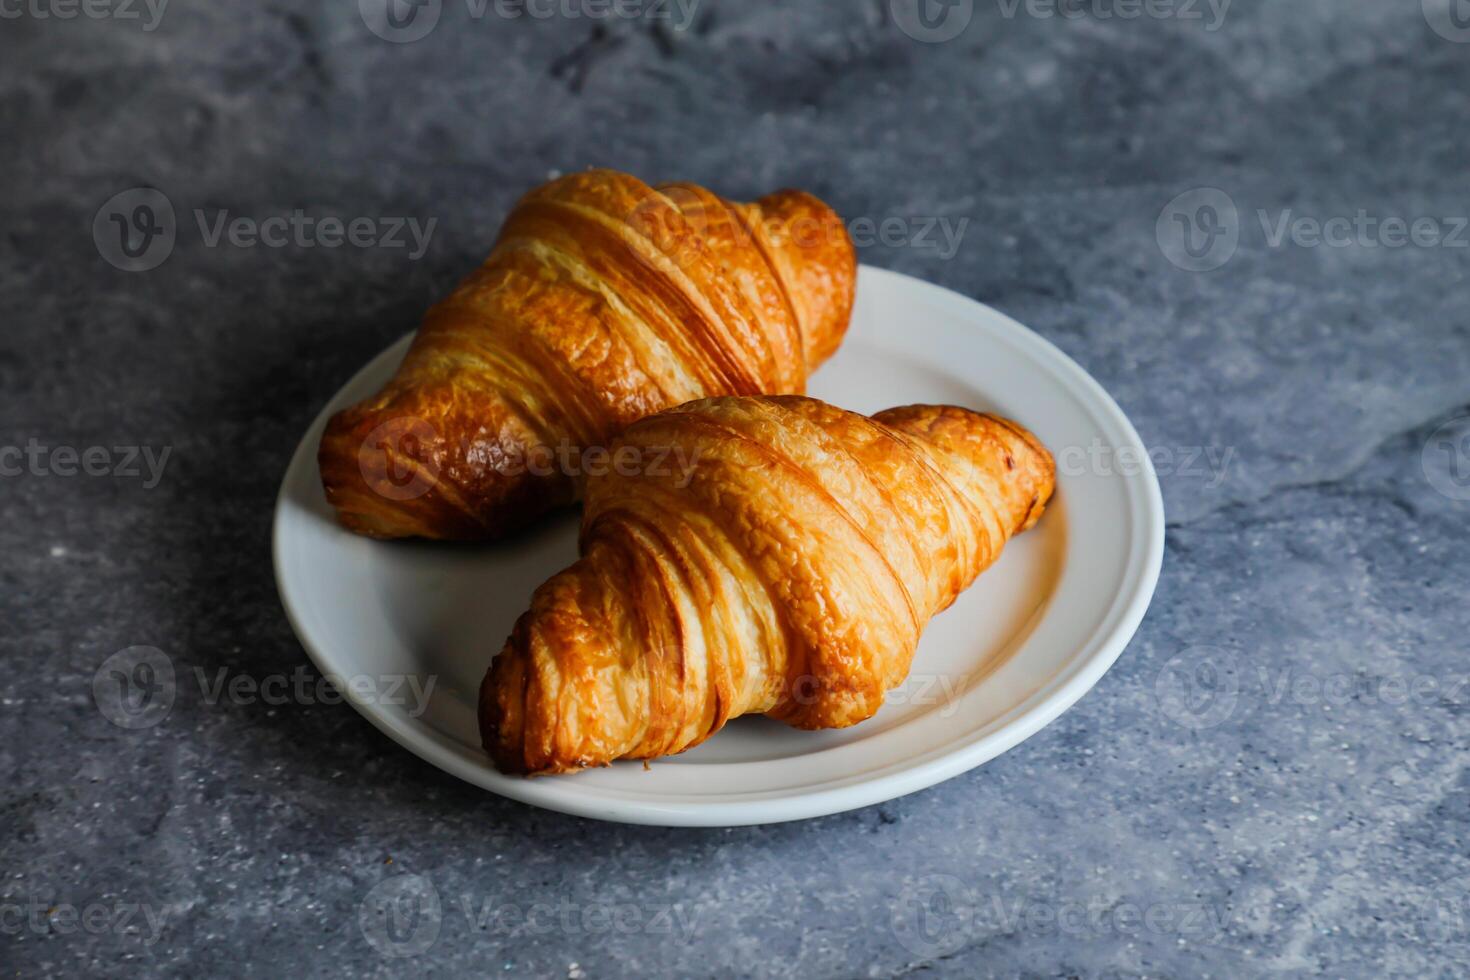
left=273, top=266, right=1164, bottom=826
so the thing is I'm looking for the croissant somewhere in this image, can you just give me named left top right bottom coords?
left=318, top=169, right=856, bottom=540
left=480, top=395, right=1056, bottom=776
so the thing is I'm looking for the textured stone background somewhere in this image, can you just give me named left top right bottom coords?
left=4, top=0, right=1469, bottom=976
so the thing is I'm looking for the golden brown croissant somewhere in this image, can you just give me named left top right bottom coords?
left=480, top=395, right=1056, bottom=776
left=317, top=169, right=856, bottom=540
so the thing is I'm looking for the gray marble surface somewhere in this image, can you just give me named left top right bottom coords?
left=4, top=0, right=1469, bottom=976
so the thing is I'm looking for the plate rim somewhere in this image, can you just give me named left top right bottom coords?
left=272, top=264, right=1165, bottom=827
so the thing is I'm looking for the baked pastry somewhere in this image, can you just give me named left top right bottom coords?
left=318, top=169, right=857, bottom=540
left=480, top=396, right=1055, bottom=775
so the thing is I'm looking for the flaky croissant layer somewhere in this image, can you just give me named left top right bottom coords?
left=318, top=169, right=857, bottom=541
left=480, top=396, right=1056, bottom=776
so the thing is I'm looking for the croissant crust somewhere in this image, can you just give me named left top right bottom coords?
left=480, top=396, right=1056, bottom=776
left=317, top=169, right=857, bottom=540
